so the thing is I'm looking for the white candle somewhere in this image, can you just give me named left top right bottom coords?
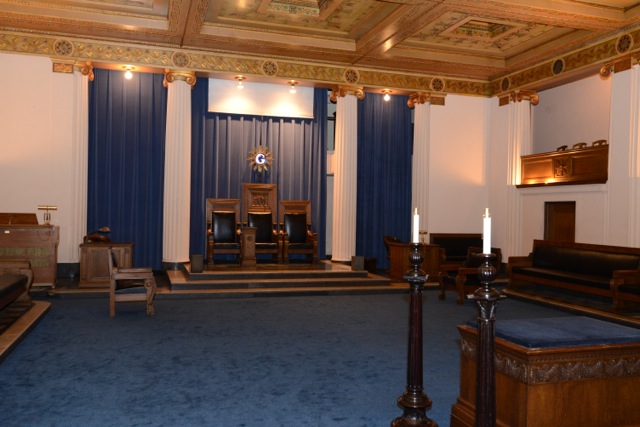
left=483, top=208, right=491, bottom=254
left=412, top=208, right=419, bottom=243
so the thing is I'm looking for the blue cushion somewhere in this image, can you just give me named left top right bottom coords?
left=489, top=316, right=640, bottom=349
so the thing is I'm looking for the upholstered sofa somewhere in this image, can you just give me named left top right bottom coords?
left=507, top=240, right=640, bottom=310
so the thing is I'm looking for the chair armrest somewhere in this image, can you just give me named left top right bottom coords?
left=439, top=262, right=462, bottom=275
left=611, top=270, right=640, bottom=288
left=610, top=270, right=640, bottom=309
left=507, top=256, right=532, bottom=278
left=457, top=267, right=479, bottom=275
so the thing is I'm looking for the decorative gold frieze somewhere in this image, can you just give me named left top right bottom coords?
left=329, top=86, right=365, bottom=102
left=163, top=69, right=197, bottom=88
left=4, top=27, right=640, bottom=98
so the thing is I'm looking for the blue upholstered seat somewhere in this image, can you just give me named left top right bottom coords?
left=491, top=316, right=640, bottom=349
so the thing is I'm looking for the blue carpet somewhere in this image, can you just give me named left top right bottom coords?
left=0, top=291, right=573, bottom=427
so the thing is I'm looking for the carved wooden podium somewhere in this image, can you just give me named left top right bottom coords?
left=0, top=213, right=59, bottom=287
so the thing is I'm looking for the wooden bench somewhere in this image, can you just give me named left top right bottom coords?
left=507, top=240, right=640, bottom=310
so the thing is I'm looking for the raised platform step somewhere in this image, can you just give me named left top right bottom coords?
left=170, top=261, right=393, bottom=292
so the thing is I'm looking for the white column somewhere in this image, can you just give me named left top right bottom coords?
left=506, top=91, right=536, bottom=256
left=162, top=70, right=196, bottom=267
left=607, top=65, right=639, bottom=246
left=69, top=61, right=93, bottom=263
left=409, top=93, right=431, bottom=240
left=330, top=86, right=364, bottom=262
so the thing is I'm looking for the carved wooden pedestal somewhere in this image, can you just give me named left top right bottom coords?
left=241, top=227, right=256, bottom=268
left=450, top=323, right=640, bottom=427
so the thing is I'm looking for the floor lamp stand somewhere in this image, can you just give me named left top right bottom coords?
left=392, top=242, right=438, bottom=427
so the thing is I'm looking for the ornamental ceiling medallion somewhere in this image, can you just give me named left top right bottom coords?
left=247, top=146, right=274, bottom=173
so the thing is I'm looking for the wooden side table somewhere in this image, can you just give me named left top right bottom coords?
left=79, top=243, right=133, bottom=287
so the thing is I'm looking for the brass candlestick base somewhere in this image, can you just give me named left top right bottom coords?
left=392, top=243, right=438, bottom=427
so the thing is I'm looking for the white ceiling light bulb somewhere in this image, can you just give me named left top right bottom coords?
left=383, top=90, right=391, bottom=101
left=289, top=80, right=298, bottom=94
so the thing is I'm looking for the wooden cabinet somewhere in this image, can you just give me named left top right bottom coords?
left=79, top=243, right=133, bottom=287
left=0, top=225, right=59, bottom=287
left=387, top=241, right=444, bottom=282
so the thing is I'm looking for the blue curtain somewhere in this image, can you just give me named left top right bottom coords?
left=190, top=79, right=327, bottom=259
left=356, top=93, right=413, bottom=270
left=88, top=69, right=167, bottom=269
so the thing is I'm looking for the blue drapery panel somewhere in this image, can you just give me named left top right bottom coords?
left=88, top=69, right=167, bottom=269
left=356, top=93, right=413, bottom=270
left=190, top=80, right=327, bottom=259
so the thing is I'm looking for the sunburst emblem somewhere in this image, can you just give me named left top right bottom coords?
left=247, top=146, right=274, bottom=173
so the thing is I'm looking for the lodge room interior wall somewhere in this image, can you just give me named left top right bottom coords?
left=428, top=95, right=491, bottom=239
left=0, top=52, right=77, bottom=264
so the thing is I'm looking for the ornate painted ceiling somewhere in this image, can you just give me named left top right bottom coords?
left=2, top=0, right=640, bottom=97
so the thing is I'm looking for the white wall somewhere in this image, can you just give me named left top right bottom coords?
left=0, top=53, right=78, bottom=263
left=533, top=74, right=611, bottom=153
left=428, top=95, right=491, bottom=236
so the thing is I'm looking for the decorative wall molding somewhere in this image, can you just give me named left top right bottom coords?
left=461, top=336, right=640, bottom=384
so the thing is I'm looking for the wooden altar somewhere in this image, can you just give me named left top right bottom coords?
left=387, top=240, right=444, bottom=282
left=450, top=320, right=640, bottom=427
left=0, top=214, right=59, bottom=287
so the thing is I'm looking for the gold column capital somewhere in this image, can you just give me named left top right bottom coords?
left=75, top=61, right=94, bottom=81
left=512, top=90, right=539, bottom=106
left=329, top=85, right=364, bottom=103
left=163, top=69, right=196, bottom=88
left=407, top=92, right=446, bottom=108
left=599, top=55, right=635, bottom=79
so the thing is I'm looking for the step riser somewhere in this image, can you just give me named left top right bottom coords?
left=171, top=278, right=391, bottom=291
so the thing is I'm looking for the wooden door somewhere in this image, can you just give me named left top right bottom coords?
left=544, top=201, right=575, bottom=242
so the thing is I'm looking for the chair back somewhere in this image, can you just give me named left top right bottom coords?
left=212, top=211, right=237, bottom=243
left=284, top=213, right=308, bottom=243
left=248, top=212, right=274, bottom=243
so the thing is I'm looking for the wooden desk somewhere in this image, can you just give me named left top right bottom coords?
left=451, top=321, right=640, bottom=427
left=387, top=241, right=444, bottom=282
left=79, top=243, right=133, bottom=287
left=0, top=225, right=59, bottom=287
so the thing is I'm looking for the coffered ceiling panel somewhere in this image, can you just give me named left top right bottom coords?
left=2, top=0, right=640, bottom=89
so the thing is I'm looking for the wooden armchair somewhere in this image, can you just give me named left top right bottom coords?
left=206, top=198, right=242, bottom=265
left=438, top=246, right=502, bottom=304
left=108, top=249, right=156, bottom=317
left=279, top=200, right=318, bottom=263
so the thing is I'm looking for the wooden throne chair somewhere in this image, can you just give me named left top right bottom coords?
left=206, top=198, right=242, bottom=265
left=438, top=246, right=502, bottom=304
left=279, top=200, right=318, bottom=263
left=108, top=249, right=156, bottom=317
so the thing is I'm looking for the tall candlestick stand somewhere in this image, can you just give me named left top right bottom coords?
left=392, top=242, right=438, bottom=427
left=468, top=253, right=505, bottom=427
